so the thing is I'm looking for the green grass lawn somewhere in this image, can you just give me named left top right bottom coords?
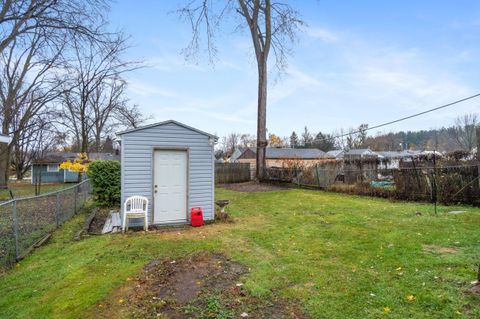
left=0, top=188, right=480, bottom=318
left=0, top=183, right=68, bottom=201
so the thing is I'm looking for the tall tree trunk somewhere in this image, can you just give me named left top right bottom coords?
left=0, top=144, right=8, bottom=189
left=95, top=134, right=101, bottom=153
left=81, top=131, right=89, bottom=154
left=0, top=117, right=10, bottom=188
left=256, top=60, right=267, bottom=181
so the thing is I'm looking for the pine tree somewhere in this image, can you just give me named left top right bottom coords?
left=290, top=131, right=299, bottom=148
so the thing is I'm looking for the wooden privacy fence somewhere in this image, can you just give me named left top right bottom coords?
left=215, top=163, right=251, bottom=184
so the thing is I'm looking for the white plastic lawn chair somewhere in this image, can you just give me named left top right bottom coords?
left=122, top=195, right=148, bottom=232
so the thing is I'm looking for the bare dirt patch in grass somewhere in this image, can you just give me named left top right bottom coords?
left=218, top=181, right=287, bottom=193
left=468, top=284, right=480, bottom=296
left=88, top=208, right=111, bottom=234
left=92, top=252, right=307, bottom=319
left=422, top=244, right=458, bottom=254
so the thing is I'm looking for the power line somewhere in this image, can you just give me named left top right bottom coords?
left=329, top=93, right=480, bottom=140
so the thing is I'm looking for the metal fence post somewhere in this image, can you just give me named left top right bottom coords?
left=55, top=192, right=60, bottom=227
left=74, top=185, right=77, bottom=214
left=83, top=181, right=87, bottom=205
left=12, top=201, right=19, bottom=261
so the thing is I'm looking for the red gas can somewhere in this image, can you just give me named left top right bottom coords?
left=190, top=207, right=203, bottom=227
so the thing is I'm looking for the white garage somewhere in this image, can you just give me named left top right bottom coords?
left=118, top=120, right=217, bottom=226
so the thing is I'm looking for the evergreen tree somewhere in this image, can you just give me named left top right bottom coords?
left=290, top=131, right=299, bottom=148
left=313, top=132, right=335, bottom=151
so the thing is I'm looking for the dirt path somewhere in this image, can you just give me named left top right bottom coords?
left=91, top=252, right=307, bottom=319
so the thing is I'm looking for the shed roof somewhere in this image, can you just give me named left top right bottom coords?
left=117, top=120, right=217, bottom=139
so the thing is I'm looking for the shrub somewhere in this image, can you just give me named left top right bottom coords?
left=86, top=160, right=121, bottom=205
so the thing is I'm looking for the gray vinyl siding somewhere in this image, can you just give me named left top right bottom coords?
left=31, top=164, right=64, bottom=183
left=120, top=122, right=215, bottom=225
left=31, top=165, right=85, bottom=184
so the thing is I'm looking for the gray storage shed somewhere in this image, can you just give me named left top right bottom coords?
left=117, top=120, right=217, bottom=226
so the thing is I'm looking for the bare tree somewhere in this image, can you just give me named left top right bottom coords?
left=219, top=132, right=241, bottom=158
left=239, top=133, right=256, bottom=148
left=451, top=113, right=478, bottom=151
left=226, top=132, right=240, bottom=154
left=0, top=0, right=113, bottom=188
left=11, top=112, right=56, bottom=179
left=178, top=0, right=303, bottom=180
left=333, top=128, right=347, bottom=150
left=0, top=0, right=109, bottom=54
left=89, top=76, right=127, bottom=152
left=114, top=103, right=151, bottom=129
left=0, top=30, right=65, bottom=187
left=55, top=35, right=141, bottom=153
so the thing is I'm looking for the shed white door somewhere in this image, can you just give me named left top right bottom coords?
left=153, top=150, right=187, bottom=224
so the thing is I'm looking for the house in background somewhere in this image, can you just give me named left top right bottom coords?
left=326, top=149, right=345, bottom=160
left=377, top=150, right=421, bottom=169
left=31, top=152, right=120, bottom=184
left=235, top=147, right=330, bottom=169
left=343, top=148, right=378, bottom=159
left=229, top=147, right=254, bottom=162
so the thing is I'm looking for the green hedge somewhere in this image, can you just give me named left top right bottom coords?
left=86, top=160, right=121, bottom=205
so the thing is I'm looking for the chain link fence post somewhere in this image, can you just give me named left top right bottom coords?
left=12, top=200, right=19, bottom=261
left=83, top=181, right=87, bottom=205
left=55, top=192, right=60, bottom=227
left=74, top=185, right=77, bottom=214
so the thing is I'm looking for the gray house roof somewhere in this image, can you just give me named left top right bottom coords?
left=377, top=150, right=421, bottom=159
left=344, top=149, right=378, bottom=157
left=117, top=120, right=218, bottom=140
left=326, top=149, right=344, bottom=158
left=34, top=152, right=120, bottom=164
left=230, top=147, right=248, bottom=162
left=237, top=147, right=326, bottom=159
left=266, top=148, right=326, bottom=159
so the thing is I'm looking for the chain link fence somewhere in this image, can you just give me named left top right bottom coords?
left=0, top=180, right=91, bottom=268
left=266, top=162, right=480, bottom=206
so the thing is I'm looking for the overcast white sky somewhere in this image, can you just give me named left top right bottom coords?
left=110, top=1, right=480, bottom=138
